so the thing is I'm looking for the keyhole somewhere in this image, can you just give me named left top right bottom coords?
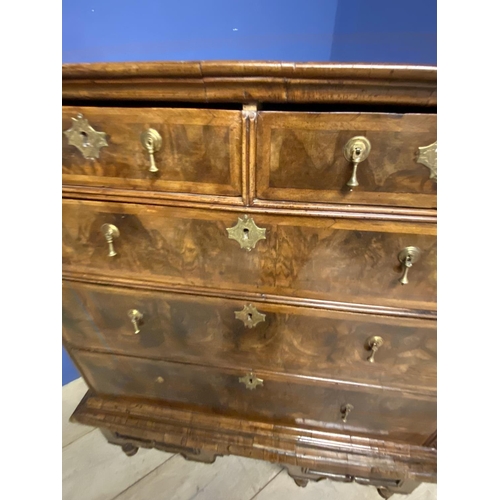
left=243, top=228, right=249, bottom=240
left=247, top=313, right=253, bottom=321
left=354, top=147, right=361, bottom=157
left=80, top=131, right=89, bottom=147
left=248, top=377, right=253, bottom=384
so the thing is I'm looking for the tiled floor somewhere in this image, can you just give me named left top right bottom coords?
left=63, top=378, right=437, bottom=500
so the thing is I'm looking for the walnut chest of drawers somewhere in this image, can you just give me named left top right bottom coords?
left=62, top=62, right=437, bottom=498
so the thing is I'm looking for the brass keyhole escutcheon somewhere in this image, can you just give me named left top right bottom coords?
left=417, top=141, right=437, bottom=182
left=234, top=304, right=266, bottom=329
left=64, top=113, right=109, bottom=160
left=226, top=215, right=266, bottom=251
left=239, top=371, right=264, bottom=390
left=343, top=136, right=371, bottom=188
left=398, top=246, right=421, bottom=285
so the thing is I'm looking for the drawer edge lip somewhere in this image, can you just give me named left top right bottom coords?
left=62, top=186, right=437, bottom=222
left=62, top=185, right=245, bottom=207
left=251, top=198, right=437, bottom=221
left=71, top=390, right=437, bottom=482
left=62, top=272, right=437, bottom=320
left=64, top=343, right=436, bottom=399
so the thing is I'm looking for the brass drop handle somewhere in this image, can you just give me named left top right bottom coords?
left=365, top=336, right=384, bottom=363
left=341, top=403, right=354, bottom=422
left=141, top=128, right=162, bottom=173
left=343, top=136, right=371, bottom=188
left=398, top=246, right=421, bottom=285
left=128, top=309, right=143, bottom=334
left=100, top=224, right=120, bottom=257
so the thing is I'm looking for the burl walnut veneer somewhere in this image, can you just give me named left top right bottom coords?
left=62, top=62, right=437, bottom=498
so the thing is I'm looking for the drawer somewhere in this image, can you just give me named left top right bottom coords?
left=63, top=281, right=436, bottom=392
left=62, top=106, right=242, bottom=197
left=256, top=112, right=437, bottom=208
left=70, top=349, right=436, bottom=445
left=63, top=200, right=436, bottom=312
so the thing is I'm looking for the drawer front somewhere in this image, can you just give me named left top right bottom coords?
left=70, top=349, right=436, bottom=445
left=62, top=200, right=436, bottom=311
left=256, top=112, right=437, bottom=208
left=63, top=281, right=436, bottom=391
left=62, top=106, right=242, bottom=197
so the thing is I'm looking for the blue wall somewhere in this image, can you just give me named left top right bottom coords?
left=62, top=0, right=436, bottom=384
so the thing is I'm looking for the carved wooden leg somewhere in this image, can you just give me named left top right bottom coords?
left=121, top=444, right=139, bottom=457
left=180, top=449, right=219, bottom=464
left=378, top=487, right=394, bottom=499
left=293, top=478, right=309, bottom=488
left=377, top=480, right=422, bottom=498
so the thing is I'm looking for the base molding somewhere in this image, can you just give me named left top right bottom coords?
left=72, top=391, right=436, bottom=496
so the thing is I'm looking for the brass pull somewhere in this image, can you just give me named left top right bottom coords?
left=417, top=141, right=437, bottom=182
left=365, top=336, right=384, bottom=363
left=341, top=404, right=354, bottom=422
left=64, top=113, right=108, bottom=160
left=234, top=304, right=266, bottom=328
left=100, top=224, right=120, bottom=257
left=343, top=136, right=371, bottom=188
left=239, top=371, right=263, bottom=390
left=128, top=309, right=143, bottom=334
left=141, top=128, right=162, bottom=173
left=398, top=246, right=421, bottom=285
left=226, top=215, right=266, bottom=251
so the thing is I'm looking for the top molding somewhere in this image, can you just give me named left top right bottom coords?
left=62, top=61, right=437, bottom=106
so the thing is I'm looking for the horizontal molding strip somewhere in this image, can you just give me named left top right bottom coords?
left=62, top=271, right=437, bottom=320
left=62, top=62, right=436, bottom=106
left=72, top=391, right=437, bottom=481
left=63, top=186, right=437, bottom=223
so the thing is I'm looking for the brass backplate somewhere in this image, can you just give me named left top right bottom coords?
left=416, top=141, right=437, bottom=182
left=343, top=136, right=371, bottom=162
left=365, top=335, right=384, bottom=350
left=398, top=246, right=421, bottom=264
left=140, top=128, right=162, bottom=152
left=64, top=113, right=108, bottom=159
left=226, top=215, right=266, bottom=251
left=101, top=223, right=120, bottom=239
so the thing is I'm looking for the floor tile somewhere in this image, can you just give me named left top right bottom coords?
left=62, top=377, right=93, bottom=447
left=114, top=453, right=282, bottom=500
left=62, top=429, right=172, bottom=500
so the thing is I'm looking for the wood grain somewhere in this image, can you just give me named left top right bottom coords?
left=69, top=349, right=436, bottom=445
left=62, top=280, right=436, bottom=393
left=72, top=391, right=437, bottom=481
left=62, top=199, right=436, bottom=312
left=62, top=106, right=242, bottom=197
left=62, top=61, right=438, bottom=493
left=256, top=112, right=436, bottom=209
left=62, top=62, right=437, bottom=106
